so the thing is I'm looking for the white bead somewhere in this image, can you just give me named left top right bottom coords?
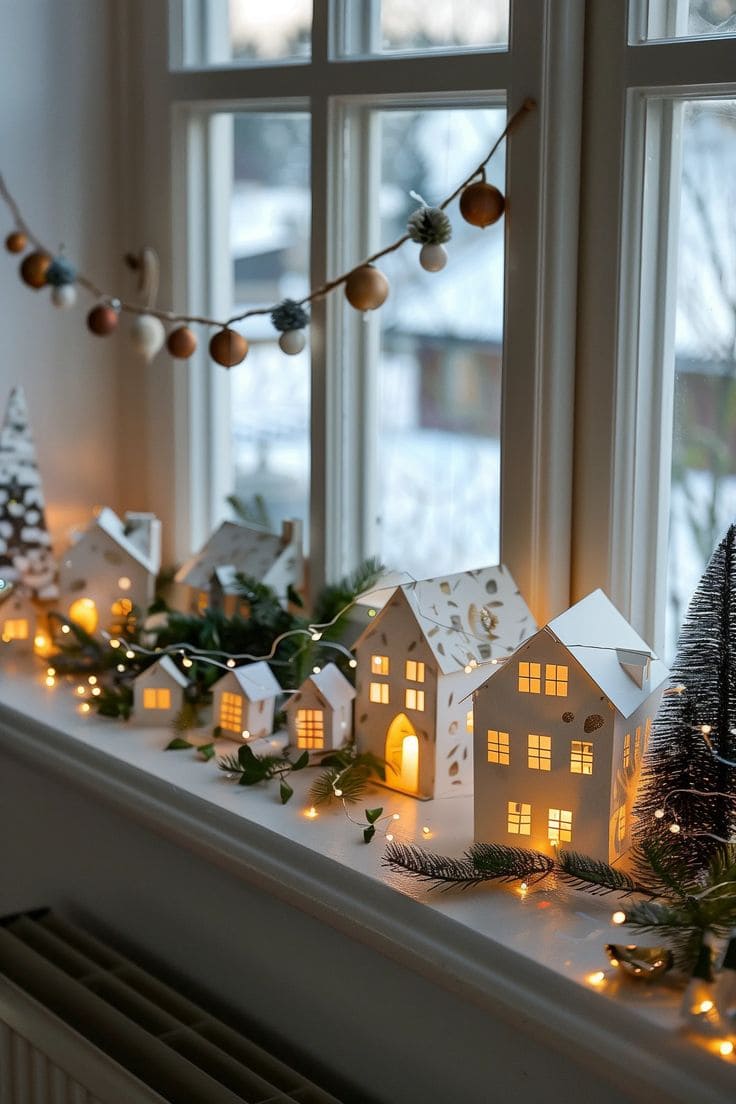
left=130, top=313, right=166, bottom=360
left=419, top=243, right=448, bottom=272
left=278, top=329, right=306, bottom=355
left=51, top=284, right=77, bottom=309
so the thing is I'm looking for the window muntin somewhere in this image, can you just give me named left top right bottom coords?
left=544, top=663, right=568, bottom=696
left=507, top=801, right=531, bottom=835
left=372, top=655, right=390, bottom=675
left=370, top=682, right=390, bottom=703
left=296, top=707, right=325, bottom=749
left=405, top=659, right=425, bottom=682
left=528, top=733, right=551, bottom=771
left=548, top=808, right=572, bottom=844
left=487, top=729, right=509, bottom=764
left=143, top=688, right=172, bottom=709
left=518, top=661, right=541, bottom=694
left=570, top=740, right=593, bottom=775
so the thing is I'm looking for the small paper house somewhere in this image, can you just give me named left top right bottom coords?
left=133, top=656, right=190, bottom=727
left=285, top=663, right=356, bottom=753
left=175, top=519, right=302, bottom=614
left=0, top=584, right=37, bottom=655
left=58, top=508, right=161, bottom=635
left=472, top=589, right=669, bottom=862
left=353, top=566, right=537, bottom=799
left=212, top=661, right=281, bottom=741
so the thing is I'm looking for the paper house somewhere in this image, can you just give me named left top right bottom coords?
left=0, top=584, right=37, bottom=655
left=58, top=508, right=161, bottom=635
left=285, top=663, right=356, bottom=753
left=212, top=661, right=281, bottom=741
left=133, top=656, right=190, bottom=727
left=353, top=566, right=537, bottom=799
left=175, top=519, right=302, bottom=614
left=472, top=589, right=669, bottom=862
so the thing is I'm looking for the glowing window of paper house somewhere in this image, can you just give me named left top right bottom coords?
left=143, top=688, right=171, bottom=710
left=623, top=732, right=631, bottom=769
left=68, top=598, right=98, bottom=635
left=487, top=730, right=509, bottom=764
left=111, top=598, right=133, bottom=617
left=466, top=709, right=474, bottom=733
left=518, top=661, right=541, bottom=694
left=528, top=734, right=551, bottom=771
left=2, top=619, right=28, bottom=641
left=369, top=682, right=390, bottom=704
left=405, top=688, right=425, bottom=711
left=616, top=804, right=626, bottom=842
left=507, top=801, right=531, bottom=835
left=544, top=664, right=568, bottom=696
left=371, top=655, right=389, bottom=675
left=405, top=660, right=425, bottom=683
left=219, top=691, right=243, bottom=733
left=548, top=808, right=572, bottom=844
left=634, top=725, right=642, bottom=760
left=296, top=708, right=324, bottom=750
left=570, top=740, right=593, bottom=774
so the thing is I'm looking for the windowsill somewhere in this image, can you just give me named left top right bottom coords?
left=0, top=658, right=732, bottom=1100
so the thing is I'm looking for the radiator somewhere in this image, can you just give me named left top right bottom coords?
left=0, top=911, right=343, bottom=1104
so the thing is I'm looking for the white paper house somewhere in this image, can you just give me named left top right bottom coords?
left=58, top=508, right=161, bottom=635
left=353, top=566, right=537, bottom=799
left=0, top=585, right=37, bottom=655
left=133, top=656, right=190, bottom=727
left=285, top=663, right=356, bottom=753
left=473, top=589, right=669, bottom=863
left=211, top=661, right=281, bottom=741
left=175, top=519, right=303, bottom=614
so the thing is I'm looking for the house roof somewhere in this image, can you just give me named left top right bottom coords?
left=175, top=521, right=289, bottom=591
left=285, top=662, right=356, bottom=711
left=138, top=655, right=190, bottom=689
left=545, top=589, right=668, bottom=718
left=355, top=565, right=537, bottom=676
left=93, top=508, right=161, bottom=575
left=229, top=660, right=281, bottom=702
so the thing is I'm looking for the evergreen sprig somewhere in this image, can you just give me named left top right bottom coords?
left=383, top=841, right=553, bottom=890
left=557, top=850, right=657, bottom=897
left=309, top=747, right=387, bottom=805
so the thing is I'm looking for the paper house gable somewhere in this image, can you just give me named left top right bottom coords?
left=212, top=661, right=281, bottom=741
left=285, top=663, right=356, bottom=753
left=175, top=519, right=302, bottom=614
left=353, top=566, right=537, bottom=799
left=473, top=589, right=669, bottom=863
left=58, top=508, right=161, bottom=635
left=133, top=656, right=190, bottom=727
left=0, top=585, right=38, bottom=655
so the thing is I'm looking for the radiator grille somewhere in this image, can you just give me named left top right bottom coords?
left=0, top=910, right=344, bottom=1104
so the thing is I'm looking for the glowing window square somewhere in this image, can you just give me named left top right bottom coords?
left=371, top=655, right=389, bottom=675
left=570, top=740, right=593, bottom=774
left=508, top=801, right=531, bottom=835
left=487, top=730, right=509, bottom=765
left=370, top=682, right=389, bottom=704
left=528, top=733, right=551, bottom=770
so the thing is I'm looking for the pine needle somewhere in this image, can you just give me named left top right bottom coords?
left=557, top=850, right=658, bottom=897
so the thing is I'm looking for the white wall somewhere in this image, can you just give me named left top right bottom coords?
left=0, top=0, right=131, bottom=550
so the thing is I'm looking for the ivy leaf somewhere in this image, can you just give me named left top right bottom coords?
left=363, top=824, right=377, bottom=844
left=291, top=750, right=310, bottom=771
left=365, top=807, right=383, bottom=825
left=238, top=744, right=259, bottom=768
left=166, top=737, right=194, bottom=750
left=197, top=743, right=216, bottom=761
left=280, top=779, right=294, bottom=804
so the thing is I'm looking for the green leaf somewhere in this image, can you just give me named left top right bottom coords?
left=363, top=824, right=376, bottom=844
left=280, top=779, right=294, bottom=804
left=166, top=737, right=194, bottom=750
left=291, top=750, right=310, bottom=771
left=197, top=743, right=216, bottom=761
left=365, top=807, right=383, bottom=825
left=238, top=743, right=258, bottom=767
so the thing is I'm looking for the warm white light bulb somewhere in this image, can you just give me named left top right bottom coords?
left=422, top=826, right=431, bottom=836
left=702, top=724, right=712, bottom=735
left=88, top=675, right=97, bottom=685
left=386, top=833, right=394, bottom=842
left=61, top=624, right=71, bottom=634
left=654, top=809, right=665, bottom=819
left=612, top=910, right=626, bottom=925
left=720, top=1041, right=734, bottom=1057
left=126, top=650, right=135, bottom=659
left=227, top=659, right=236, bottom=668
left=182, top=657, right=193, bottom=668
left=76, top=685, right=85, bottom=696
left=313, top=666, right=321, bottom=674
left=464, top=664, right=473, bottom=674
left=334, top=788, right=343, bottom=797
left=669, top=823, right=681, bottom=834
left=110, top=638, right=120, bottom=648
left=392, top=813, right=400, bottom=821
left=587, top=971, right=606, bottom=987
left=311, top=631, right=322, bottom=641
left=699, top=1000, right=715, bottom=1014
left=349, top=659, right=357, bottom=668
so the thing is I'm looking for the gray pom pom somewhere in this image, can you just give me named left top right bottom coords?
left=271, top=298, right=310, bottom=333
left=407, top=206, right=452, bottom=246
left=46, top=256, right=77, bottom=287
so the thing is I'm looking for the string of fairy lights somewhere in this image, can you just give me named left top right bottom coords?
left=0, top=99, right=534, bottom=368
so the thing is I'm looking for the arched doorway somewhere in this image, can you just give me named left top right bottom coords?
left=385, top=712, right=419, bottom=794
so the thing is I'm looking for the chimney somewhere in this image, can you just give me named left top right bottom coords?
left=616, top=647, right=651, bottom=689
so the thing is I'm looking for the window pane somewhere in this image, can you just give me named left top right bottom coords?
left=228, top=113, right=310, bottom=543
left=636, top=0, right=736, bottom=40
left=380, top=0, right=508, bottom=52
left=667, top=100, right=736, bottom=656
left=180, top=0, right=312, bottom=66
left=375, top=107, right=505, bottom=578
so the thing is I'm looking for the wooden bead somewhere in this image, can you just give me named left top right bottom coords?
left=167, top=325, right=198, bottom=359
left=5, top=230, right=27, bottom=254
left=344, top=265, right=389, bottom=311
left=209, top=328, right=248, bottom=367
left=87, top=304, right=120, bottom=336
left=459, top=181, right=505, bottom=228
left=19, top=250, right=52, bottom=289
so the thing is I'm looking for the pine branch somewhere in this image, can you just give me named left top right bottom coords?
left=309, top=749, right=386, bottom=806
left=556, top=850, right=658, bottom=897
left=467, top=842, right=553, bottom=882
left=631, top=840, right=696, bottom=901
left=382, top=842, right=493, bottom=890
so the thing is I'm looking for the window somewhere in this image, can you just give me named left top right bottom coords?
left=507, top=801, right=531, bottom=836
left=296, top=708, right=325, bottom=750
left=405, top=660, right=425, bottom=683
left=645, top=716, right=652, bottom=747
left=369, top=682, right=390, bottom=704
left=143, top=688, right=172, bottom=710
left=548, top=808, right=572, bottom=845
left=528, top=734, right=551, bottom=771
left=371, top=655, right=389, bottom=676
left=616, top=804, right=626, bottom=843
left=518, top=662, right=541, bottom=694
left=570, top=740, right=593, bottom=775
left=634, top=725, right=642, bottom=761
left=1, top=619, right=28, bottom=642
left=623, top=732, right=631, bottom=770
left=544, top=664, right=568, bottom=697
left=487, top=730, right=509, bottom=765
left=466, top=709, right=474, bottom=733
left=405, top=688, right=425, bottom=711
left=219, top=691, right=243, bottom=733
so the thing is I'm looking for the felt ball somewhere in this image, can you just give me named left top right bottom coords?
left=51, top=284, right=77, bottom=309
left=87, top=303, right=120, bottom=336
left=167, top=325, right=198, bottom=359
left=209, top=327, right=248, bottom=367
left=130, top=313, right=166, bottom=360
left=459, top=181, right=505, bottom=228
left=419, top=243, right=448, bottom=272
left=19, top=250, right=52, bottom=289
left=278, top=329, right=306, bottom=356
left=344, top=264, right=389, bottom=311
left=5, top=231, right=27, bottom=254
